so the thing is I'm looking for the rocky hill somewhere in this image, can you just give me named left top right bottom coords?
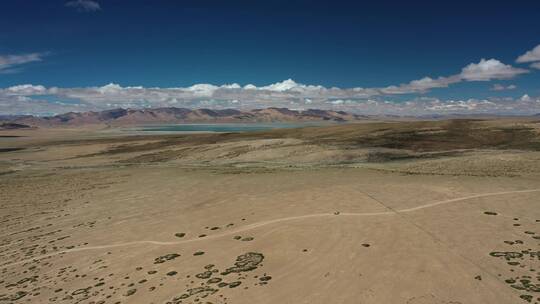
left=0, top=107, right=364, bottom=127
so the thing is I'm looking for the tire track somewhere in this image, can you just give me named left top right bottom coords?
left=3, top=188, right=539, bottom=268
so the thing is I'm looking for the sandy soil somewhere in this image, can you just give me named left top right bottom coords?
left=1, top=120, right=539, bottom=304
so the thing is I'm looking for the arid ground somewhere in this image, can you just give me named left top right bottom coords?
left=1, top=119, right=540, bottom=304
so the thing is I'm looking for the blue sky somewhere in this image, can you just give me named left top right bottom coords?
left=1, top=0, right=540, bottom=115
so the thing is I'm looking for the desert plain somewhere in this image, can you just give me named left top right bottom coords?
left=1, top=119, right=540, bottom=304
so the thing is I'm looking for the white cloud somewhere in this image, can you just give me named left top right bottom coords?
left=374, top=59, right=526, bottom=96
left=184, top=84, right=219, bottom=97
left=220, top=83, right=241, bottom=89
left=2, top=81, right=540, bottom=116
left=520, top=94, right=531, bottom=102
left=65, top=0, right=101, bottom=12
left=243, top=84, right=257, bottom=90
left=254, top=79, right=326, bottom=93
left=531, top=62, right=540, bottom=70
left=491, top=84, right=517, bottom=91
left=516, top=44, right=540, bottom=63
left=97, top=83, right=123, bottom=94
left=459, top=59, right=528, bottom=81
left=0, top=53, right=44, bottom=73
left=5, top=84, right=48, bottom=95
left=379, top=76, right=460, bottom=95
left=259, top=79, right=299, bottom=92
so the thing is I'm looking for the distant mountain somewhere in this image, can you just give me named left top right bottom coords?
left=0, top=122, right=33, bottom=130
left=0, top=107, right=365, bottom=128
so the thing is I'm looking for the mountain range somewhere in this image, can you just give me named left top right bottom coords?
left=0, top=108, right=365, bottom=128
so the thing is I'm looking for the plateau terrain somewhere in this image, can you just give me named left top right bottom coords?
left=1, top=118, right=539, bottom=303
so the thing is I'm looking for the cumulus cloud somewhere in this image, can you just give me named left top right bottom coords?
left=324, top=96, right=540, bottom=116
left=65, top=0, right=101, bottom=12
left=520, top=94, right=532, bottom=102
left=516, top=44, right=540, bottom=63
left=531, top=62, right=540, bottom=70
left=255, top=78, right=326, bottom=92
left=0, top=53, right=44, bottom=73
left=379, top=76, right=460, bottom=95
left=374, top=59, right=526, bottom=95
left=459, top=59, right=528, bottom=81
left=491, top=84, right=517, bottom=91
left=4, top=84, right=48, bottom=95
left=1, top=81, right=540, bottom=116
